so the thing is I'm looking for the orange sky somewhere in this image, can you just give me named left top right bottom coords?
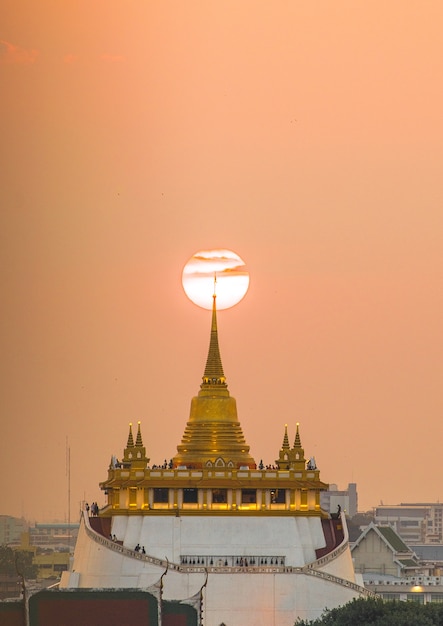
left=1, top=1, right=442, bottom=521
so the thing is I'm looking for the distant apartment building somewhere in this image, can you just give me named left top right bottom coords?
left=411, top=545, right=443, bottom=577
left=29, top=523, right=79, bottom=551
left=320, top=483, right=358, bottom=518
left=364, top=577, right=443, bottom=603
left=375, top=504, right=443, bottom=545
left=19, top=532, right=70, bottom=580
left=34, top=550, right=70, bottom=579
left=0, top=516, right=28, bottom=546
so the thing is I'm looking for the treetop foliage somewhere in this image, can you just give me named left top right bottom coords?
left=295, top=597, right=443, bottom=626
left=0, top=545, right=38, bottom=579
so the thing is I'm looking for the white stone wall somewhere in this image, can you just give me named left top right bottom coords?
left=201, top=572, right=360, bottom=626
left=61, top=515, right=364, bottom=624
left=112, top=514, right=327, bottom=567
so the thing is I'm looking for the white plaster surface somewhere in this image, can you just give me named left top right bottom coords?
left=62, top=514, right=365, bottom=624
left=107, top=515, right=327, bottom=566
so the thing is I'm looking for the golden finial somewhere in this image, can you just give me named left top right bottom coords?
left=135, top=421, right=143, bottom=447
left=282, top=424, right=290, bottom=450
left=294, top=423, right=302, bottom=448
left=126, top=422, right=134, bottom=448
left=202, top=280, right=226, bottom=387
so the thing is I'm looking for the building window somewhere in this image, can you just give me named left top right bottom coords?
left=153, top=488, right=169, bottom=503
left=270, top=489, right=286, bottom=504
left=381, top=593, right=398, bottom=600
left=113, top=491, right=120, bottom=508
left=242, top=489, right=256, bottom=504
left=212, top=489, right=227, bottom=503
left=183, top=488, right=198, bottom=503
left=407, top=593, right=424, bottom=604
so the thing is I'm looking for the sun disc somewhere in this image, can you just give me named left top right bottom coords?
left=182, top=249, right=249, bottom=310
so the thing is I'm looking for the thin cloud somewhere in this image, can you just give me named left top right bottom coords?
left=0, top=40, right=39, bottom=64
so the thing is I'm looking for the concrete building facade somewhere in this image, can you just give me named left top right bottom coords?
left=375, top=504, right=443, bottom=544
left=321, top=483, right=358, bottom=518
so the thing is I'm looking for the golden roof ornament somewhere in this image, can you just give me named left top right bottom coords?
left=173, top=287, right=255, bottom=469
left=126, top=422, right=134, bottom=448
left=282, top=424, right=290, bottom=450
left=135, top=421, right=143, bottom=447
left=294, top=422, right=302, bottom=449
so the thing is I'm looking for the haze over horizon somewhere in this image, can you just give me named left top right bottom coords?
left=1, top=1, right=442, bottom=522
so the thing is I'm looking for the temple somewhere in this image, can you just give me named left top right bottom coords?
left=60, top=295, right=371, bottom=624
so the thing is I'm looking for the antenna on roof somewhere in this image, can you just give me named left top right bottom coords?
left=66, top=436, right=71, bottom=553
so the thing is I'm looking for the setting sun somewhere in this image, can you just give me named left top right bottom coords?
left=182, top=249, right=250, bottom=310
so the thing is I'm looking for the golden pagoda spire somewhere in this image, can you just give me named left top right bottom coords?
left=292, top=422, right=306, bottom=471
left=201, top=280, right=226, bottom=388
left=135, top=421, right=143, bottom=447
left=173, top=290, right=255, bottom=469
left=293, top=422, right=302, bottom=448
left=121, top=421, right=149, bottom=469
left=276, top=424, right=291, bottom=469
left=126, top=422, right=134, bottom=447
left=282, top=424, right=290, bottom=450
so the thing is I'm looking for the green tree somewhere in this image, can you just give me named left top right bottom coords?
left=347, top=511, right=375, bottom=542
left=0, top=545, right=38, bottom=579
left=295, top=597, right=443, bottom=626
left=350, top=511, right=375, bottom=527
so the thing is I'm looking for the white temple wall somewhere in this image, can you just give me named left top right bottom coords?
left=317, top=544, right=357, bottom=582
left=62, top=519, right=364, bottom=623
left=65, top=522, right=162, bottom=589
left=121, top=515, right=143, bottom=549
left=109, top=515, right=327, bottom=567
left=111, top=515, right=128, bottom=540
left=199, top=571, right=360, bottom=626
